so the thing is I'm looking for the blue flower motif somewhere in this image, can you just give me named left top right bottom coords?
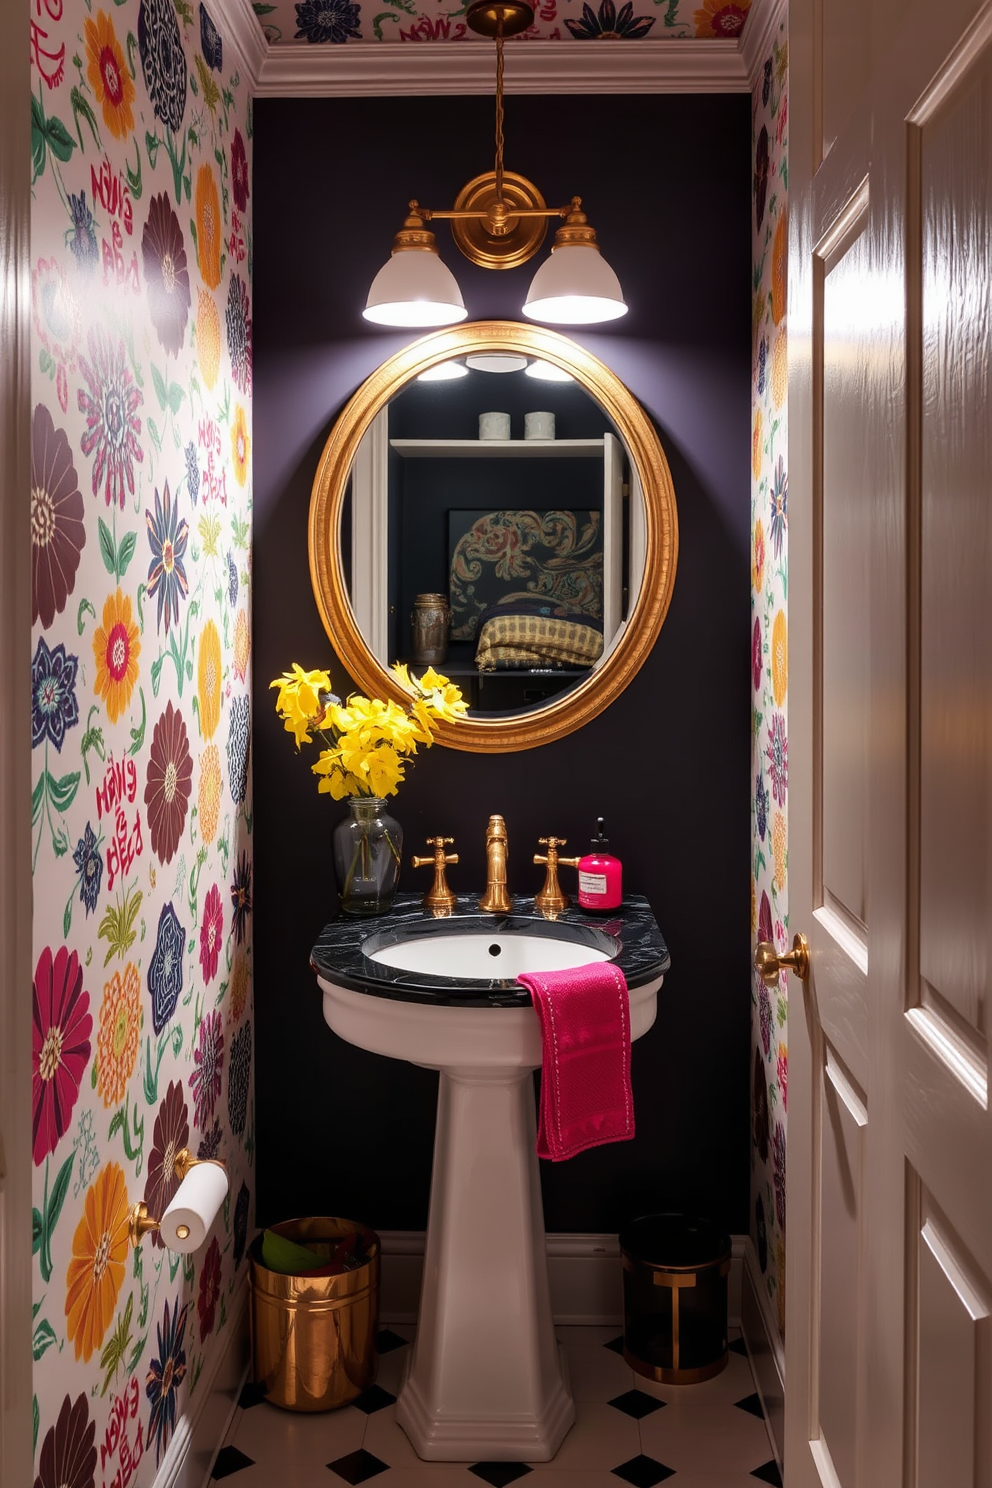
left=66, top=190, right=98, bottom=272
left=146, top=1296, right=189, bottom=1464
left=230, top=851, right=252, bottom=945
left=148, top=901, right=186, bottom=1034
left=185, top=441, right=200, bottom=506
left=72, top=822, right=103, bottom=915
left=769, top=454, right=787, bottom=559
left=756, top=336, right=767, bottom=396
left=226, top=695, right=250, bottom=805
left=227, top=551, right=238, bottom=608
left=755, top=771, right=769, bottom=843
left=31, top=637, right=79, bottom=751
left=145, top=481, right=189, bottom=635
left=199, top=3, right=223, bottom=69
left=139, top=0, right=187, bottom=136
left=564, top=0, right=654, bottom=39
left=294, top=0, right=361, bottom=43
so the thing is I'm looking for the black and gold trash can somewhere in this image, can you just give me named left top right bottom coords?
left=619, top=1214, right=731, bottom=1384
left=249, top=1217, right=380, bottom=1411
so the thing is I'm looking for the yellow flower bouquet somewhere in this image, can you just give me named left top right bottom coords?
left=270, top=662, right=467, bottom=916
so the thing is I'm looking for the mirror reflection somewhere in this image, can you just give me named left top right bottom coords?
left=343, top=353, right=646, bottom=718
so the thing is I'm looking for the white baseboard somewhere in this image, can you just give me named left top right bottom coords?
left=151, top=1279, right=250, bottom=1488
left=379, top=1231, right=747, bottom=1330
left=741, top=1238, right=785, bottom=1472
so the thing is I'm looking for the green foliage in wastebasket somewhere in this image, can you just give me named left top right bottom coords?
left=260, top=1228, right=368, bottom=1276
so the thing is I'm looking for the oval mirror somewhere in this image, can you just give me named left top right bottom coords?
left=308, top=322, right=678, bottom=752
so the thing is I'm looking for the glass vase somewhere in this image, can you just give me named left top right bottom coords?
left=332, top=797, right=403, bottom=917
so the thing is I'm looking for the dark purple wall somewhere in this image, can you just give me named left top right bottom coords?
left=253, top=92, right=752, bottom=1235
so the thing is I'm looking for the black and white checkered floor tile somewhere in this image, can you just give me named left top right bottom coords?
left=211, top=1327, right=781, bottom=1488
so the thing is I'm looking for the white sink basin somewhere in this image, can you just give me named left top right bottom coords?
left=367, top=928, right=613, bottom=979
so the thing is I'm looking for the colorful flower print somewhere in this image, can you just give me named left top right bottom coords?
left=227, top=551, right=239, bottom=608
left=757, top=889, right=773, bottom=947
left=752, top=1046, right=769, bottom=1161
left=754, top=124, right=769, bottom=229
left=233, top=609, right=250, bottom=682
left=294, top=0, right=362, bottom=42
left=32, top=258, right=81, bottom=413
left=758, top=978, right=772, bottom=1056
left=139, top=0, right=187, bottom=135
left=231, top=127, right=250, bottom=213
left=564, top=0, right=654, bottom=38
left=769, top=454, right=787, bottom=557
left=227, top=1022, right=251, bottom=1136
left=197, top=620, right=222, bottom=739
left=199, top=883, right=224, bottom=983
left=198, top=744, right=222, bottom=844
left=194, top=165, right=223, bottom=291
left=231, top=402, right=250, bottom=486
left=145, top=702, right=193, bottom=863
left=32, top=403, right=85, bottom=629
left=771, top=211, right=787, bottom=324
left=34, top=1394, right=98, bottom=1488
left=233, top=1180, right=250, bottom=1266
left=197, top=1118, right=222, bottom=1158
left=751, top=407, right=763, bottom=481
left=144, top=1080, right=190, bottom=1246
left=66, top=190, right=99, bottom=273
left=756, top=334, right=767, bottom=395
left=72, top=821, right=103, bottom=917
left=772, top=1120, right=786, bottom=1227
left=148, top=902, right=186, bottom=1033
left=185, top=439, right=200, bottom=505
left=85, top=10, right=135, bottom=141
left=146, top=1296, right=189, bottom=1463
left=190, top=1009, right=224, bottom=1129
left=771, top=608, right=787, bottom=705
left=751, top=615, right=762, bottom=693
left=762, top=55, right=772, bottom=106
left=226, top=275, right=252, bottom=395
left=229, top=954, right=249, bottom=1024
left=777, top=1042, right=788, bottom=1112
left=96, top=962, right=141, bottom=1109
left=92, top=588, right=140, bottom=724
left=771, top=327, right=788, bottom=408
left=142, top=194, right=192, bottom=357
left=200, top=2, right=223, bottom=69
left=197, top=1235, right=222, bottom=1341
left=145, top=481, right=190, bottom=635
left=765, top=712, right=788, bottom=807
left=32, top=945, right=92, bottom=1166
left=773, top=810, right=786, bottom=890
left=32, top=636, right=79, bottom=752
left=196, top=290, right=221, bottom=389
left=77, top=326, right=144, bottom=509
left=230, top=850, right=252, bottom=944
left=65, top=1160, right=130, bottom=1361
left=227, top=694, right=250, bottom=805
left=751, top=517, right=765, bottom=594
left=755, top=771, right=769, bottom=843
left=694, top=0, right=750, bottom=37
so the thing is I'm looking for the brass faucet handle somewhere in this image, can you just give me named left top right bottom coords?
left=412, top=837, right=459, bottom=914
left=533, top=836, right=580, bottom=915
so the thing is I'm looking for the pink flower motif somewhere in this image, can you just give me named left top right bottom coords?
left=765, top=712, right=788, bottom=807
left=751, top=615, right=762, bottom=692
left=776, top=1044, right=788, bottom=1111
left=190, top=1010, right=224, bottom=1131
left=199, top=882, right=224, bottom=983
left=77, top=327, right=144, bottom=509
left=230, top=128, right=250, bottom=213
left=32, top=947, right=92, bottom=1165
left=197, top=1235, right=222, bottom=1342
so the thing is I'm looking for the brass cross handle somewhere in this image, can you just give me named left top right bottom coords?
left=412, top=837, right=459, bottom=914
left=534, top=836, right=580, bottom=915
left=754, top=932, right=810, bottom=988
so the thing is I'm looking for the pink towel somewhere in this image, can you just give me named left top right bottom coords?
left=517, top=961, right=634, bottom=1162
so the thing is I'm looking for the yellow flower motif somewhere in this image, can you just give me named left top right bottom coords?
left=693, top=0, right=750, bottom=38
left=771, top=212, right=788, bottom=326
left=198, top=619, right=222, bottom=739
left=96, top=963, right=141, bottom=1110
left=771, top=609, right=788, bottom=707
left=65, top=1161, right=130, bottom=1362
left=199, top=745, right=222, bottom=844
left=771, top=328, right=788, bottom=409
left=85, top=11, right=135, bottom=141
left=271, top=664, right=331, bottom=747
left=93, top=588, right=140, bottom=724
left=196, top=291, right=221, bottom=390
left=231, top=404, right=250, bottom=487
left=752, top=517, right=766, bottom=595
left=773, top=811, right=787, bottom=891
left=233, top=608, right=251, bottom=681
left=194, top=164, right=222, bottom=291
left=752, top=409, right=763, bottom=482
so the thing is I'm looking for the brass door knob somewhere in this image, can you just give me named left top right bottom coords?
left=754, top=932, right=810, bottom=987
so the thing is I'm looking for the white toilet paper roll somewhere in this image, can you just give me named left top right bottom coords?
left=159, top=1162, right=228, bottom=1252
left=524, top=411, right=555, bottom=440
left=479, top=411, right=511, bottom=440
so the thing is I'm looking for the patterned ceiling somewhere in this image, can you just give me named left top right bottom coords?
left=253, top=0, right=752, bottom=46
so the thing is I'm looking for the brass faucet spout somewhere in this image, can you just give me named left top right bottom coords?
left=478, top=814, right=512, bottom=913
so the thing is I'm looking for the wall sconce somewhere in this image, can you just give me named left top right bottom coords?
left=128, top=1148, right=229, bottom=1253
left=363, top=0, right=628, bottom=330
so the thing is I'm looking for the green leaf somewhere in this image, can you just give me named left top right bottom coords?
left=31, top=774, right=45, bottom=826
left=117, top=529, right=137, bottom=578
left=32, top=1208, right=43, bottom=1254
left=31, top=94, right=47, bottom=181
left=125, top=139, right=142, bottom=199
left=150, top=655, right=165, bottom=696
left=38, top=347, right=55, bottom=377
left=145, top=129, right=159, bottom=168
left=126, top=1333, right=148, bottom=1373
left=151, top=362, right=168, bottom=412
left=92, top=1057, right=99, bottom=1089
left=47, top=770, right=81, bottom=813
left=98, top=517, right=116, bottom=575
left=129, top=687, right=147, bottom=756
left=44, top=115, right=76, bottom=163
left=32, top=1317, right=59, bottom=1361
left=252, top=3, right=277, bottom=12
left=76, top=597, right=96, bottom=634
left=46, top=1151, right=75, bottom=1236
left=167, top=382, right=186, bottom=416
left=70, top=86, right=101, bottom=151
left=63, top=896, right=72, bottom=940
left=33, top=1397, right=39, bottom=1457
left=147, top=415, right=162, bottom=452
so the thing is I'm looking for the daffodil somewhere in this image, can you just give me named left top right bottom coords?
left=270, top=664, right=332, bottom=747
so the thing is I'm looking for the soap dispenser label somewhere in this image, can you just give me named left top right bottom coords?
left=579, top=871, right=608, bottom=896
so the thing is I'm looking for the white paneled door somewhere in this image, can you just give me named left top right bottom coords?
left=784, top=2, right=992, bottom=1486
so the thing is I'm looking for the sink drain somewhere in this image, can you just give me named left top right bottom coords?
left=488, top=944, right=502, bottom=957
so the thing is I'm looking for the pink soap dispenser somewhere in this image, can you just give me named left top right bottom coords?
left=577, top=818, right=623, bottom=912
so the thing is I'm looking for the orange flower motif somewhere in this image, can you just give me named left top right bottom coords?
left=93, top=588, right=140, bottom=724
left=752, top=517, right=766, bottom=595
left=773, top=811, right=787, bottom=891
left=771, top=212, right=788, bottom=325
left=771, top=608, right=788, bottom=706
left=228, top=954, right=249, bottom=1024
left=96, top=962, right=141, bottom=1109
left=196, top=291, right=221, bottom=390
left=771, top=327, right=788, bottom=409
left=752, top=409, right=763, bottom=481
left=197, top=619, right=222, bottom=739
left=233, top=608, right=250, bottom=682
left=65, top=1161, right=130, bottom=1362
left=694, top=0, right=750, bottom=37
left=199, top=744, right=221, bottom=844
left=85, top=11, right=135, bottom=141
left=194, top=165, right=223, bottom=291
left=231, top=404, right=250, bottom=487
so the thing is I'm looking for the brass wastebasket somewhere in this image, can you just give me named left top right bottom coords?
left=249, top=1217, right=380, bottom=1411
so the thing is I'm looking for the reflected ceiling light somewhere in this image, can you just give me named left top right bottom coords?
left=524, top=359, right=575, bottom=382
left=417, top=360, right=470, bottom=381
left=363, top=0, right=626, bottom=330
left=465, top=353, right=528, bottom=373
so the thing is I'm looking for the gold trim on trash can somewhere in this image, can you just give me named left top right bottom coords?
left=621, top=1247, right=731, bottom=1385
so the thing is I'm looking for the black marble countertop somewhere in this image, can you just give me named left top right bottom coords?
left=310, top=892, right=670, bottom=1008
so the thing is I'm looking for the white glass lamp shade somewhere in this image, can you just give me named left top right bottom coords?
left=364, top=249, right=468, bottom=329
left=522, top=244, right=628, bottom=325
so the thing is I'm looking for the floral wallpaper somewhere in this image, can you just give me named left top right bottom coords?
left=750, top=15, right=788, bottom=1339
left=252, top=0, right=751, bottom=45
left=29, top=0, right=253, bottom=1479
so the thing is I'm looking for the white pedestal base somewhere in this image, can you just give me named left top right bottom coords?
left=395, top=1066, right=576, bottom=1462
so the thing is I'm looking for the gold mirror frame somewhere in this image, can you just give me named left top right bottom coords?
left=308, top=321, right=678, bottom=753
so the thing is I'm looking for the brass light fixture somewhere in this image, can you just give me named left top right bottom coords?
left=363, top=0, right=627, bottom=329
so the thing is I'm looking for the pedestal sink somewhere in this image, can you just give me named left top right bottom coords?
left=311, top=894, right=669, bottom=1463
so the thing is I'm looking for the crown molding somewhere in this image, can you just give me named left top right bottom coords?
left=739, top=0, right=788, bottom=88
left=215, top=0, right=267, bottom=90
left=252, top=38, right=748, bottom=97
